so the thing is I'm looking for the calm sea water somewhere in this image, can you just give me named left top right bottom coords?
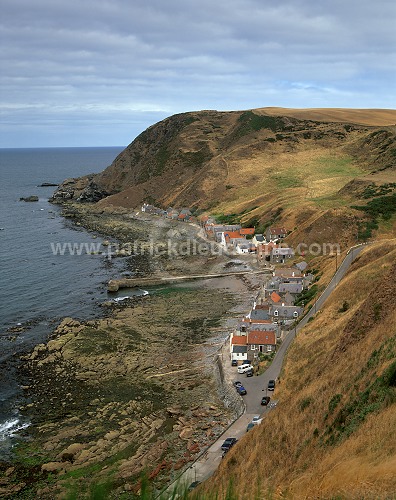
left=0, top=147, right=140, bottom=456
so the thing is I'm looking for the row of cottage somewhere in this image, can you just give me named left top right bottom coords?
left=202, top=219, right=294, bottom=262
left=141, top=204, right=195, bottom=222
left=141, top=204, right=294, bottom=261
left=230, top=265, right=314, bottom=363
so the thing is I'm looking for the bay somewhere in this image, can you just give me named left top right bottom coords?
left=0, top=147, right=133, bottom=458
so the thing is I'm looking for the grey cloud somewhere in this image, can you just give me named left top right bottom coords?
left=1, top=0, right=395, bottom=147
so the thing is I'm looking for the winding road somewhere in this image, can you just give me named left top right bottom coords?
left=162, top=244, right=367, bottom=496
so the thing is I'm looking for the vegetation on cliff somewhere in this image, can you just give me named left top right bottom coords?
left=196, top=241, right=396, bottom=499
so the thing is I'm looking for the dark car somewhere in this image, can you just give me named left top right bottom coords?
left=231, top=359, right=238, bottom=366
left=188, top=481, right=201, bottom=491
left=267, top=379, right=276, bottom=391
left=261, top=396, right=271, bottom=406
left=246, top=368, right=254, bottom=377
left=237, top=385, right=247, bottom=395
left=242, top=360, right=252, bottom=365
left=234, top=381, right=242, bottom=388
left=246, top=422, right=255, bottom=432
left=221, top=437, right=238, bottom=452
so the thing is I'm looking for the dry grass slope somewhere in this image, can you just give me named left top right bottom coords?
left=88, top=108, right=395, bottom=253
left=197, top=240, right=396, bottom=500
left=256, top=107, right=396, bottom=126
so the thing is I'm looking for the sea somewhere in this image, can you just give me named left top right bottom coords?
left=0, top=146, right=145, bottom=459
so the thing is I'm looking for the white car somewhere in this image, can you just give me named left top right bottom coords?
left=251, top=415, right=262, bottom=425
left=237, top=364, right=253, bottom=374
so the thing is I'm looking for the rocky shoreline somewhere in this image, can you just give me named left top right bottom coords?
left=1, top=202, right=258, bottom=498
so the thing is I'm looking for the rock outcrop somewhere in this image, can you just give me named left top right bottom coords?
left=50, top=175, right=110, bottom=204
left=19, top=195, right=39, bottom=202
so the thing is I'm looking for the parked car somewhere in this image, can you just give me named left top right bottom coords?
left=251, top=415, right=262, bottom=425
left=237, top=385, right=247, bottom=395
left=261, top=396, right=271, bottom=405
left=242, top=360, right=252, bottom=365
left=188, top=481, right=201, bottom=491
left=246, top=422, right=255, bottom=432
left=231, top=359, right=238, bottom=366
left=246, top=368, right=254, bottom=377
left=237, top=364, right=253, bottom=374
left=267, top=379, right=276, bottom=391
left=221, top=437, right=237, bottom=452
left=234, top=381, right=242, bottom=388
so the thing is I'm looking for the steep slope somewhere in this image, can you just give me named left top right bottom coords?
left=50, top=108, right=396, bottom=251
left=197, top=240, right=396, bottom=499
left=51, top=108, right=396, bottom=212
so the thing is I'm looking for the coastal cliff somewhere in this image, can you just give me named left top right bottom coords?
left=50, top=107, right=396, bottom=213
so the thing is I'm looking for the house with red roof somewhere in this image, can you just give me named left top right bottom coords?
left=270, top=291, right=282, bottom=303
left=257, top=242, right=278, bottom=259
left=247, top=330, right=277, bottom=356
left=240, top=227, right=255, bottom=236
left=230, top=333, right=248, bottom=363
left=220, top=230, right=242, bottom=247
left=266, top=226, right=288, bottom=241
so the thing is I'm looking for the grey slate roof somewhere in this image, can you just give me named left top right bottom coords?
left=249, top=309, right=270, bottom=321
left=279, top=282, right=303, bottom=294
left=232, top=345, right=248, bottom=353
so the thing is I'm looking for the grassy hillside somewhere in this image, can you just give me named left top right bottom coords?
left=52, top=108, right=396, bottom=250
left=196, top=240, right=396, bottom=499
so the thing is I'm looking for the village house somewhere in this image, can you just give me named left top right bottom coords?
left=235, top=241, right=251, bottom=254
left=269, top=304, right=304, bottom=323
left=230, top=335, right=248, bottom=363
left=270, top=247, right=295, bottom=263
left=252, top=234, right=264, bottom=246
left=210, top=225, right=241, bottom=242
left=257, top=242, right=278, bottom=260
left=245, top=307, right=271, bottom=323
left=141, top=203, right=154, bottom=213
left=220, top=230, right=243, bottom=248
left=266, top=226, right=288, bottom=241
left=273, top=268, right=302, bottom=279
left=246, top=321, right=281, bottom=339
left=166, top=208, right=179, bottom=219
left=240, top=227, right=255, bottom=237
left=279, top=291, right=295, bottom=306
left=279, top=281, right=304, bottom=294
left=234, top=240, right=256, bottom=254
left=295, top=261, right=308, bottom=272
left=247, top=330, right=277, bottom=356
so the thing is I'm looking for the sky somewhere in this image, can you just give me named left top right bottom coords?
left=1, top=0, right=395, bottom=148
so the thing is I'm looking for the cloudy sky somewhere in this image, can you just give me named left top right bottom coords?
left=1, top=0, right=395, bottom=148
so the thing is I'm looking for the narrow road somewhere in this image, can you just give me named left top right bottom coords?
left=162, top=244, right=367, bottom=496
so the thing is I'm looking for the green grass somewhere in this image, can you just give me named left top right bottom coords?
left=311, top=195, right=349, bottom=209
left=313, top=156, right=360, bottom=177
left=270, top=173, right=304, bottom=189
left=323, top=335, right=396, bottom=446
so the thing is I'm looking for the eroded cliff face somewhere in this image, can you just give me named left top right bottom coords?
left=50, top=174, right=110, bottom=204
left=50, top=108, right=396, bottom=211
